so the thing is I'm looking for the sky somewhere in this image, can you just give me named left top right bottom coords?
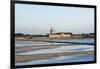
left=15, top=3, right=94, bottom=35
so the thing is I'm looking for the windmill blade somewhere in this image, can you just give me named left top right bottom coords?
left=53, top=28, right=55, bottom=33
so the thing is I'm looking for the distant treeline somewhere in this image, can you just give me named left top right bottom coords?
left=81, top=33, right=95, bottom=37
left=15, top=33, right=49, bottom=37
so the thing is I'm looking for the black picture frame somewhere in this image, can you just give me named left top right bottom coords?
left=10, top=0, right=97, bottom=69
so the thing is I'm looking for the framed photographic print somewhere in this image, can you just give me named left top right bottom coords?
left=11, top=0, right=96, bottom=68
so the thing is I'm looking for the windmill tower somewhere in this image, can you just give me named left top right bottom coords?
left=50, top=27, right=55, bottom=34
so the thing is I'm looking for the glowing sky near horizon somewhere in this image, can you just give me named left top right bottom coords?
left=15, top=3, right=94, bottom=35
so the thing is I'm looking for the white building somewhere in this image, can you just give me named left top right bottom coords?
left=49, top=32, right=72, bottom=38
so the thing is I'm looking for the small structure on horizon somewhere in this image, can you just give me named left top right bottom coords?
left=49, top=27, right=72, bottom=38
left=49, top=32, right=72, bottom=38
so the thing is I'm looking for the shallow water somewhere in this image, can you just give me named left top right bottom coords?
left=15, top=38, right=94, bottom=47
left=15, top=38, right=95, bottom=66
left=16, top=54, right=94, bottom=66
left=16, top=45, right=94, bottom=55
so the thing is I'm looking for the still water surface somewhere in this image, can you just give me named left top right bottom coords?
left=15, top=38, right=95, bottom=66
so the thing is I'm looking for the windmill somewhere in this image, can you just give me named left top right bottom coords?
left=50, top=27, right=55, bottom=34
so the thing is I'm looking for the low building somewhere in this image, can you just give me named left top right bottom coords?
left=49, top=32, right=72, bottom=38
